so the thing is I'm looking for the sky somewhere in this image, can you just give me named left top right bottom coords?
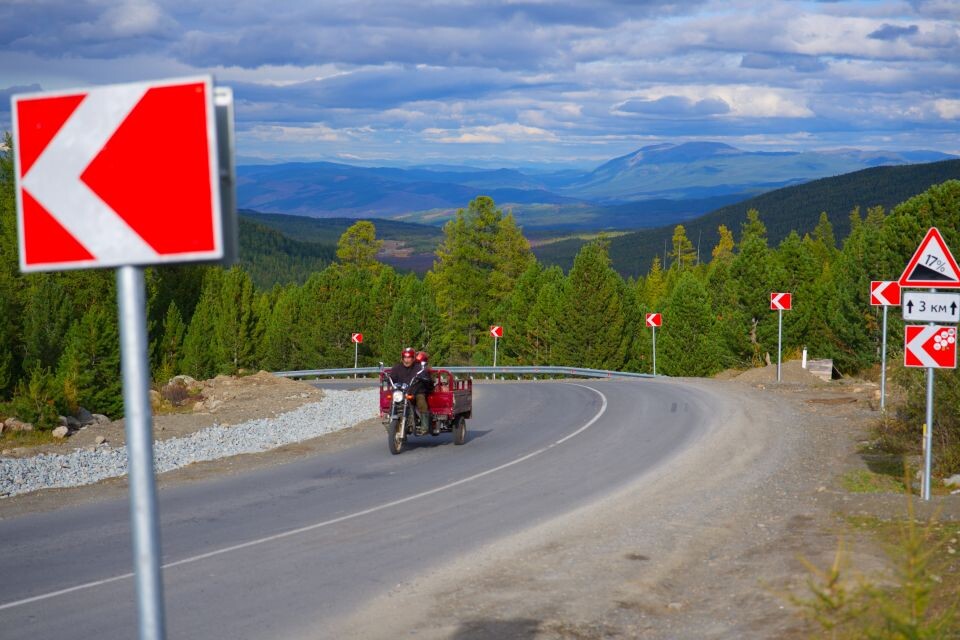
left=1, top=0, right=958, bottom=168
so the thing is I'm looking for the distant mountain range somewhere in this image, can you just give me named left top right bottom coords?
left=239, top=158, right=960, bottom=283
left=237, top=142, right=956, bottom=229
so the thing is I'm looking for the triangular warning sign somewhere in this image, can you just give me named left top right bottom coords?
left=899, top=227, right=960, bottom=288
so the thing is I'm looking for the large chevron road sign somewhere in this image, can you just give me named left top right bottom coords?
left=12, top=76, right=225, bottom=272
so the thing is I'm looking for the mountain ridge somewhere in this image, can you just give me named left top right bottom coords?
left=237, top=142, right=956, bottom=228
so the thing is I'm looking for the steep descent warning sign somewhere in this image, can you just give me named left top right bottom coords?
left=898, top=227, right=960, bottom=288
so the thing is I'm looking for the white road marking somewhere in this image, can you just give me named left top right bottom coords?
left=0, top=384, right=608, bottom=612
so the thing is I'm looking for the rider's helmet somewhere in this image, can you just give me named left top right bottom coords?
left=415, top=351, right=429, bottom=363
left=401, top=347, right=415, bottom=360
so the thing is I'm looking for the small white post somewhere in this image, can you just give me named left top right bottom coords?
left=801, top=347, right=808, bottom=369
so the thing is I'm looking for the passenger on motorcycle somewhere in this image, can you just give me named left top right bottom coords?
left=389, top=347, right=435, bottom=435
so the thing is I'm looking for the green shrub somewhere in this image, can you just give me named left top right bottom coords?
left=11, top=366, right=61, bottom=430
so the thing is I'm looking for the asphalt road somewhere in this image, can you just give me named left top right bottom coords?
left=0, top=379, right=713, bottom=639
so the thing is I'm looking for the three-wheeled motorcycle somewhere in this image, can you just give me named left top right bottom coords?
left=379, top=368, right=472, bottom=454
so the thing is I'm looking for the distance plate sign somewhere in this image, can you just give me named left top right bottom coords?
left=902, top=291, right=960, bottom=323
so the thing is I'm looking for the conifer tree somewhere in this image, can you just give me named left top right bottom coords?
left=641, top=256, right=667, bottom=307
left=213, top=267, right=257, bottom=373
left=555, top=239, right=627, bottom=369
left=336, top=221, right=383, bottom=270
left=669, top=225, right=696, bottom=271
left=57, top=305, right=122, bottom=417
left=522, top=266, right=564, bottom=365
left=260, top=284, right=303, bottom=371
left=382, top=274, right=440, bottom=362
left=659, top=271, right=727, bottom=376
left=181, top=270, right=222, bottom=379
left=711, top=224, right=735, bottom=262
left=155, top=301, right=186, bottom=384
left=430, top=196, right=533, bottom=363
left=0, top=134, right=21, bottom=395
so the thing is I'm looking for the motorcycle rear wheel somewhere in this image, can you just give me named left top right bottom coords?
left=453, top=415, right=467, bottom=445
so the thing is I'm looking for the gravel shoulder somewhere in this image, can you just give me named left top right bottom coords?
left=0, top=373, right=381, bottom=518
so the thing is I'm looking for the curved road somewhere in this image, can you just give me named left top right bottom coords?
left=0, top=379, right=713, bottom=639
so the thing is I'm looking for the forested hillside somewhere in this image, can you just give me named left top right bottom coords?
left=1, top=137, right=958, bottom=474
left=536, top=159, right=960, bottom=275
left=238, top=217, right=335, bottom=289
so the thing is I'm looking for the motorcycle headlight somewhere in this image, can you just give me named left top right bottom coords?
left=392, top=390, right=404, bottom=403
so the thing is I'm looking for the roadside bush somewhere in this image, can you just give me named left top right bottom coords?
left=796, top=494, right=958, bottom=638
left=11, top=366, right=61, bottom=430
left=890, top=364, right=960, bottom=476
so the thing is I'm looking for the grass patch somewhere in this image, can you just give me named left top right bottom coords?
left=841, top=469, right=907, bottom=494
left=797, top=498, right=960, bottom=638
left=1, top=429, right=59, bottom=449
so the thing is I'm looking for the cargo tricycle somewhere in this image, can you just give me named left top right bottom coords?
left=379, top=368, right=472, bottom=454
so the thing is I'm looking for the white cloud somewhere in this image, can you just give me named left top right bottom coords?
left=424, top=123, right=558, bottom=144
left=933, top=99, right=960, bottom=119
left=630, top=85, right=813, bottom=118
left=245, top=123, right=342, bottom=143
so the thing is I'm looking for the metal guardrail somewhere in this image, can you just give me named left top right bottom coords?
left=273, top=365, right=655, bottom=379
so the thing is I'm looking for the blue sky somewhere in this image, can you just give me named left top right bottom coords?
left=1, top=0, right=958, bottom=168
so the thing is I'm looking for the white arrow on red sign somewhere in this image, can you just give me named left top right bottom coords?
left=904, top=325, right=957, bottom=369
left=645, top=313, right=662, bottom=327
left=12, top=76, right=223, bottom=272
left=870, top=281, right=901, bottom=306
left=351, top=333, right=363, bottom=344
left=770, top=292, right=792, bottom=311
left=490, top=325, right=503, bottom=338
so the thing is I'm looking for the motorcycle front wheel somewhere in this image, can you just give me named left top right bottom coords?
left=388, top=418, right=404, bottom=455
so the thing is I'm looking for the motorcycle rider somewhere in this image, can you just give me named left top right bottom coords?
left=389, top=347, right=434, bottom=435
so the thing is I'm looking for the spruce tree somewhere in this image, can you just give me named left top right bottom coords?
left=56, top=305, right=122, bottom=418
left=213, top=267, right=257, bottom=373
left=555, top=239, right=627, bottom=370
left=429, top=196, right=533, bottom=363
left=155, top=301, right=186, bottom=384
left=522, top=267, right=564, bottom=365
left=659, top=271, right=726, bottom=376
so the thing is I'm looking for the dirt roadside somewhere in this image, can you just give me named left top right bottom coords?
left=3, top=365, right=957, bottom=638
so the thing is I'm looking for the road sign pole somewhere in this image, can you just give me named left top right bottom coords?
left=777, top=308, right=783, bottom=383
left=493, top=336, right=498, bottom=380
left=923, top=366, right=935, bottom=501
left=880, top=305, right=888, bottom=412
left=922, top=287, right=937, bottom=501
left=354, top=341, right=358, bottom=379
left=652, top=326, right=657, bottom=377
left=116, top=266, right=167, bottom=640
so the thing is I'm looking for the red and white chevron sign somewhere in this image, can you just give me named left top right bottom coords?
left=904, top=325, right=957, bottom=369
left=770, top=292, right=792, bottom=311
left=12, top=77, right=223, bottom=272
left=645, top=312, right=662, bottom=327
left=870, top=281, right=901, bottom=306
